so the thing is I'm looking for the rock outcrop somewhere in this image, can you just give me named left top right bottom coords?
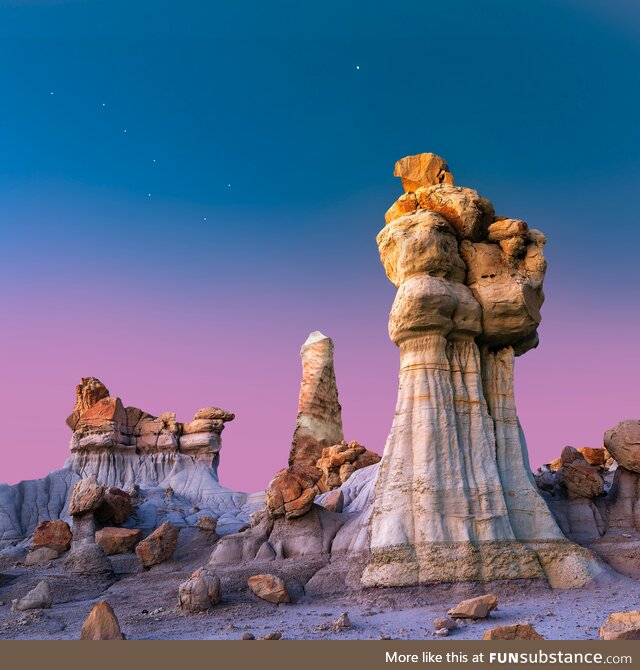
left=362, top=152, right=604, bottom=589
left=0, top=378, right=263, bottom=544
left=315, top=441, right=380, bottom=491
left=289, top=332, right=344, bottom=469
left=534, top=421, right=640, bottom=578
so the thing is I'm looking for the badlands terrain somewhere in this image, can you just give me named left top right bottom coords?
left=1, top=153, right=640, bottom=641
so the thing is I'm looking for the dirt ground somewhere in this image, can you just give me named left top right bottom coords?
left=1, top=529, right=637, bottom=641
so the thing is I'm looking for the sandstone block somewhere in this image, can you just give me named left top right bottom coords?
left=96, top=527, right=142, bottom=555
left=247, top=574, right=290, bottom=604
left=80, top=600, right=124, bottom=640
left=33, top=519, right=72, bottom=552
left=448, top=595, right=498, bottom=619
left=179, top=567, right=221, bottom=612
left=135, top=521, right=179, bottom=567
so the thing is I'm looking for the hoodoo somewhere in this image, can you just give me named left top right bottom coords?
left=362, top=152, right=605, bottom=588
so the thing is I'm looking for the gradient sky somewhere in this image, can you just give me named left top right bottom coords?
left=1, top=1, right=639, bottom=491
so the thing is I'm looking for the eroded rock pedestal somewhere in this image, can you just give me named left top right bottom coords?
left=362, top=153, right=604, bottom=588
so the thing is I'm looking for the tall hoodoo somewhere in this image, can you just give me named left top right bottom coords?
left=363, top=153, right=604, bottom=588
left=289, top=331, right=344, bottom=468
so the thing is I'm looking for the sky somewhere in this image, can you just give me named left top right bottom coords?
left=0, top=0, right=639, bottom=491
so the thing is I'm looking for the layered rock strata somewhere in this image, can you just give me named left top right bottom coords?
left=289, top=332, right=344, bottom=468
left=362, top=152, right=604, bottom=588
left=0, top=378, right=262, bottom=543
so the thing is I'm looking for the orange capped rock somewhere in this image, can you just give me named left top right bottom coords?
left=393, top=153, right=454, bottom=192
left=66, top=377, right=110, bottom=430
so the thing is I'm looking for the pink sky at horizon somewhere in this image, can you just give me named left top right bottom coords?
left=1, top=281, right=637, bottom=493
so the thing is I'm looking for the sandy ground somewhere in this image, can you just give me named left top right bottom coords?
left=1, top=530, right=638, bottom=641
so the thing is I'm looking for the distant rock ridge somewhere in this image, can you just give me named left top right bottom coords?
left=0, top=378, right=262, bottom=542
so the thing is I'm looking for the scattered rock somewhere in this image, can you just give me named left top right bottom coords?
left=13, top=581, right=52, bottom=611
left=434, top=617, right=457, bottom=631
left=599, top=611, right=640, bottom=640
left=135, top=521, right=179, bottom=568
left=332, top=612, right=352, bottom=631
left=80, top=600, right=124, bottom=640
left=258, top=631, right=282, bottom=640
left=178, top=567, right=221, bottom=612
left=247, top=574, right=290, bottom=604
left=563, top=458, right=605, bottom=500
left=33, top=520, right=72, bottom=553
left=448, top=595, right=499, bottom=619
left=69, top=475, right=105, bottom=516
left=393, top=152, right=454, bottom=192
left=25, top=547, right=60, bottom=566
left=482, top=624, right=544, bottom=640
left=96, top=527, right=142, bottom=555
left=435, top=628, right=449, bottom=637
left=241, top=632, right=255, bottom=640
left=265, top=464, right=322, bottom=519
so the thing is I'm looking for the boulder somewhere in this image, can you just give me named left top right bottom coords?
left=605, top=421, right=640, bottom=473
left=13, top=581, right=52, bottom=611
left=266, top=464, right=322, bottom=519
left=393, top=152, right=454, bottom=191
left=483, top=624, right=544, bottom=640
left=332, top=612, right=352, bottom=631
left=96, top=527, right=142, bottom=555
left=33, top=519, right=72, bottom=552
left=25, top=547, right=60, bottom=566
left=315, top=440, right=380, bottom=490
left=135, top=521, right=179, bottom=567
left=80, top=600, right=124, bottom=640
left=448, top=595, right=499, bottom=619
left=289, top=331, right=344, bottom=469
left=247, top=574, right=290, bottom=604
left=434, top=617, right=457, bottom=631
left=193, top=407, right=235, bottom=422
left=178, top=567, right=221, bottom=612
left=599, top=611, right=640, bottom=640
left=69, top=475, right=105, bottom=516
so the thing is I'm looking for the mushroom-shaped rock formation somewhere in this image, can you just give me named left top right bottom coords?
left=289, top=331, right=344, bottom=469
left=362, top=152, right=605, bottom=589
